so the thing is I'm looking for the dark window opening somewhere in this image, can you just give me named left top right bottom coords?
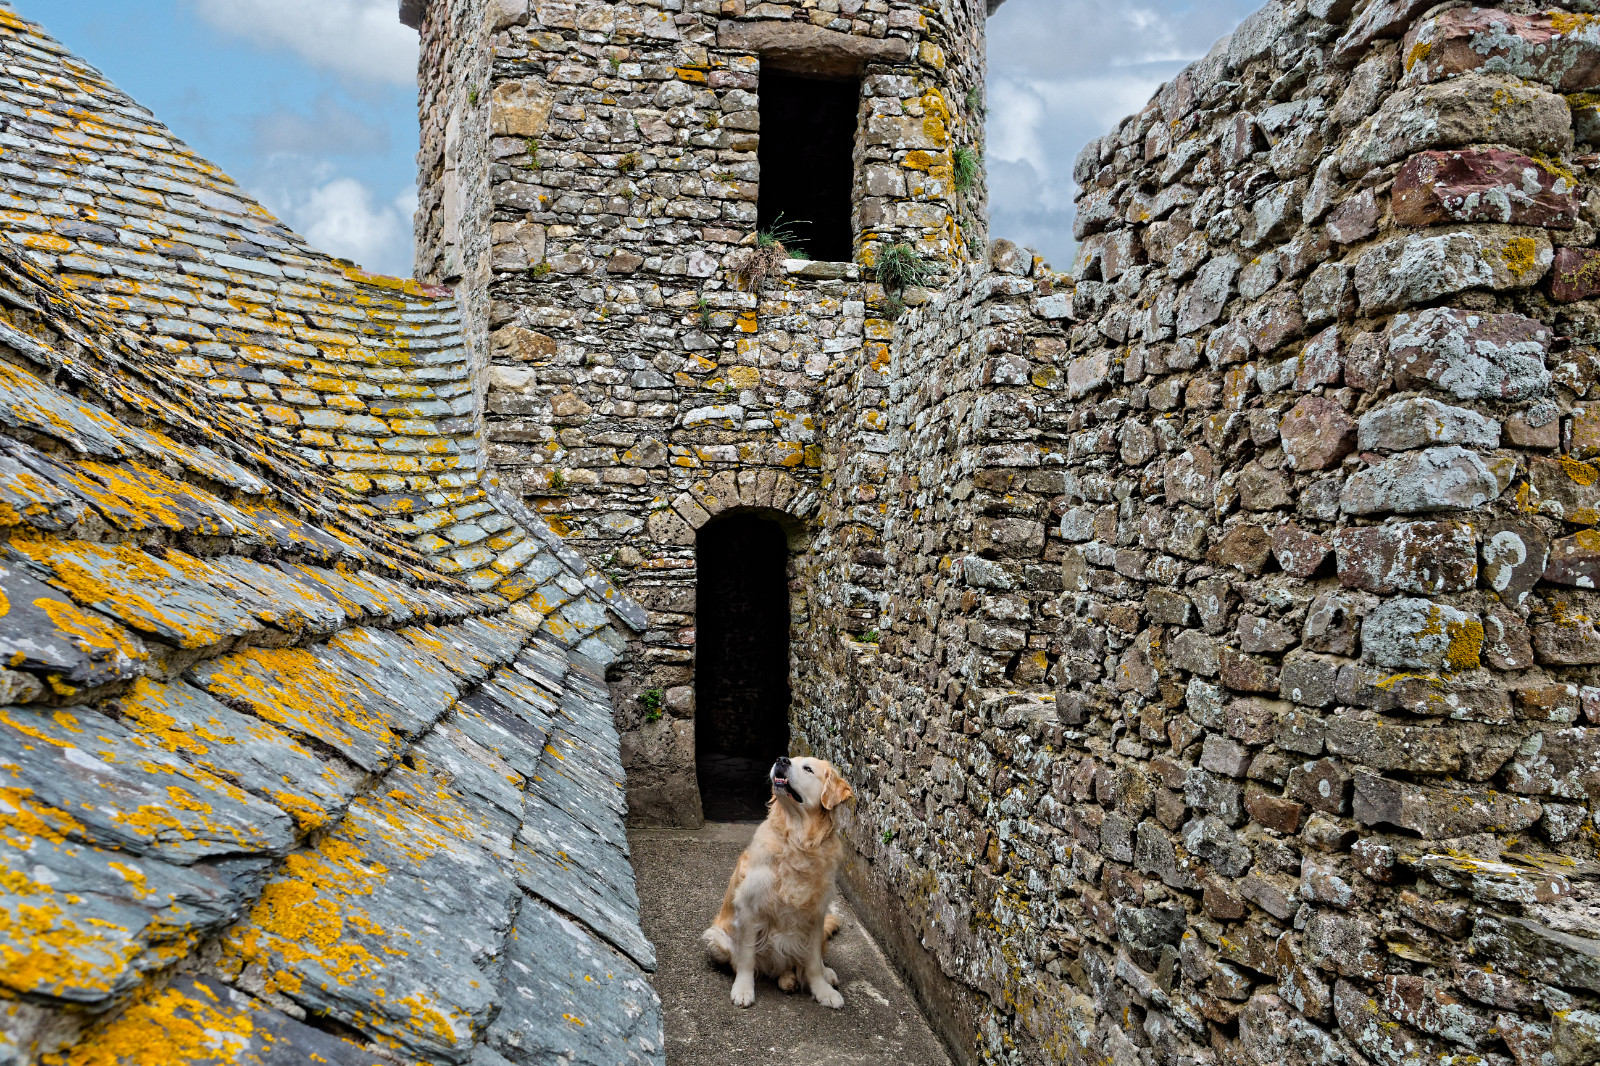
left=695, top=514, right=792, bottom=821
left=757, top=70, right=859, bottom=263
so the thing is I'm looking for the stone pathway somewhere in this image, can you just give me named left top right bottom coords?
left=630, top=822, right=955, bottom=1066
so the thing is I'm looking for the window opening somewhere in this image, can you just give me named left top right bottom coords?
left=757, top=70, right=859, bottom=263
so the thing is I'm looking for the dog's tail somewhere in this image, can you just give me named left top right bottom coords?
left=823, top=906, right=841, bottom=942
left=701, top=925, right=733, bottom=965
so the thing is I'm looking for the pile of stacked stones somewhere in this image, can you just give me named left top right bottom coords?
left=795, top=3, right=1600, bottom=1064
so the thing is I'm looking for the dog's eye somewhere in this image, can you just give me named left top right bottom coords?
left=803, top=765, right=814, bottom=774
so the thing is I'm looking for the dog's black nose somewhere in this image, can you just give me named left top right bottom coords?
left=773, top=756, right=790, bottom=772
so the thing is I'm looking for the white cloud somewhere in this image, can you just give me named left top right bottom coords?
left=263, top=175, right=416, bottom=276
left=253, top=97, right=391, bottom=157
left=189, top=0, right=418, bottom=85
left=984, top=0, right=1258, bottom=267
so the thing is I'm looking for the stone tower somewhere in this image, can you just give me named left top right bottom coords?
left=407, top=0, right=1005, bottom=824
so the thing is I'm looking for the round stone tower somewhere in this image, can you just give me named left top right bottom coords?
left=406, top=0, right=1004, bottom=825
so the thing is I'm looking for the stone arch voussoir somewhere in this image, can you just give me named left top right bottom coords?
left=670, top=469, right=820, bottom=535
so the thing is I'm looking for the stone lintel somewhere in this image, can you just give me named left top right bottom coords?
left=716, top=20, right=913, bottom=78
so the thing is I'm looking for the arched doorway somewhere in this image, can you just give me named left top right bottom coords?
left=695, top=513, right=792, bottom=820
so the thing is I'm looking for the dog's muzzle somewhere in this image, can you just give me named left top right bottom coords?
left=770, top=756, right=802, bottom=801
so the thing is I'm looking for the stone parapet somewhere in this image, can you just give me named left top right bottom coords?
left=791, top=3, right=1600, bottom=1064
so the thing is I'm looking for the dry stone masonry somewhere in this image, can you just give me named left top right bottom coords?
left=411, top=1, right=1600, bottom=1065
left=408, top=0, right=995, bottom=823
left=791, top=3, right=1600, bottom=1064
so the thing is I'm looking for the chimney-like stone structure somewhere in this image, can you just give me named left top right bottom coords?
left=412, top=0, right=997, bottom=825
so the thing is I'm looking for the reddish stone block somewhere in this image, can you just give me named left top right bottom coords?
left=1272, top=524, right=1332, bottom=578
left=1245, top=783, right=1304, bottom=834
left=1331, top=520, right=1477, bottom=595
left=1392, top=149, right=1577, bottom=230
left=1326, top=188, right=1378, bottom=244
left=1279, top=395, right=1356, bottom=471
left=1405, top=8, right=1600, bottom=93
left=1543, top=531, right=1600, bottom=587
left=1550, top=246, right=1600, bottom=303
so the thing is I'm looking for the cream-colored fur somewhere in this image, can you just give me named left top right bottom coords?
left=701, top=755, right=854, bottom=1009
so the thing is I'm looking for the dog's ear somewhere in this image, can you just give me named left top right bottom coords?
left=820, top=769, right=855, bottom=811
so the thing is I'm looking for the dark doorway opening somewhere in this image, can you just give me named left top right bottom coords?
left=757, top=70, right=859, bottom=263
left=695, top=514, right=792, bottom=821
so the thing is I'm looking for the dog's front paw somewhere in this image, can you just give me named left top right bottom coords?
left=823, top=966, right=837, bottom=986
left=731, top=976, right=756, bottom=1008
left=812, top=983, right=844, bottom=1009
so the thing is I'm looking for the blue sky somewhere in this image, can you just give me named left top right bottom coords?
left=26, top=0, right=1256, bottom=276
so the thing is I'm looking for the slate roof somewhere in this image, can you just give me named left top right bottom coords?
left=0, top=4, right=660, bottom=1063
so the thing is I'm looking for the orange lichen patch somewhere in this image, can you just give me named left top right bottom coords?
left=33, top=597, right=147, bottom=669
left=197, top=646, right=398, bottom=766
left=105, top=861, right=148, bottom=899
left=49, top=460, right=244, bottom=536
left=8, top=535, right=246, bottom=649
left=54, top=981, right=257, bottom=1066
left=268, top=790, right=332, bottom=832
left=224, top=836, right=393, bottom=997
left=0, top=785, right=85, bottom=847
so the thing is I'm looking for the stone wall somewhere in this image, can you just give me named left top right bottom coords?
left=791, top=3, right=1600, bottom=1064
left=413, top=0, right=997, bottom=824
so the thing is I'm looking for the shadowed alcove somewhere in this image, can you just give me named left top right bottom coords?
left=757, top=70, right=859, bottom=263
left=695, top=513, right=793, bottom=820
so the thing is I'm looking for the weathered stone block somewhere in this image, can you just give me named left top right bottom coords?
left=1279, top=396, right=1355, bottom=471
left=1360, top=597, right=1483, bottom=670
left=1305, top=913, right=1381, bottom=978
left=1177, top=255, right=1241, bottom=336
left=1339, top=77, right=1572, bottom=180
left=1353, top=771, right=1541, bottom=836
left=490, top=80, right=554, bottom=137
left=1393, top=149, right=1578, bottom=230
left=1279, top=653, right=1339, bottom=709
left=1353, top=227, right=1554, bottom=314
left=1404, top=8, right=1600, bottom=92
left=1504, top=727, right=1600, bottom=799
left=1331, top=520, right=1477, bottom=594
left=1356, top=397, right=1499, bottom=453
left=1286, top=758, right=1350, bottom=815
left=1472, top=915, right=1600, bottom=994
left=1340, top=447, right=1508, bottom=515
left=1544, top=531, right=1600, bottom=589
left=1551, top=246, right=1600, bottom=302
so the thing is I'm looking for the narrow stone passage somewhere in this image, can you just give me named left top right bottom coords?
left=630, top=822, right=954, bottom=1066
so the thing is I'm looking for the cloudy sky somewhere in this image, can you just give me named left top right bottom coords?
left=29, top=0, right=1256, bottom=277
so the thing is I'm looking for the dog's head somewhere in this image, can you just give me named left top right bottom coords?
left=770, top=755, right=853, bottom=813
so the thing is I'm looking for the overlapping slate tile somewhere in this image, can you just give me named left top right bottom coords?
left=189, top=644, right=411, bottom=773
left=0, top=701, right=295, bottom=862
left=0, top=446, right=84, bottom=530
left=480, top=900, right=662, bottom=1066
left=0, top=558, right=144, bottom=686
left=115, top=678, right=362, bottom=833
left=0, top=830, right=269, bottom=1004
left=67, top=975, right=383, bottom=1066
left=7, top=538, right=260, bottom=650
left=223, top=776, right=521, bottom=1065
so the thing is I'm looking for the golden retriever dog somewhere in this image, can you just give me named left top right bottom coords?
left=702, top=755, right=855, bottom=1008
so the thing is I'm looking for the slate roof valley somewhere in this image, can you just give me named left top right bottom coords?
left=0, top=4, right=662, bottom=1063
